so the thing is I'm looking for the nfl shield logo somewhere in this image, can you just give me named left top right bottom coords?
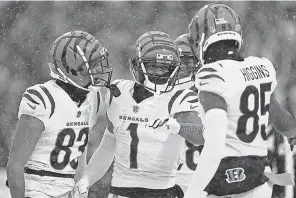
left=77, top=111, right=81, bottom=118
left=210, top=26, right=216, bottom=33
left=133, top=106, right=139, bottom=113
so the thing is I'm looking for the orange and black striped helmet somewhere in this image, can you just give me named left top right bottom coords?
left=175, top=33, right=200, bottom=86
left=130, top=31, right=181, bottom=94
left=188, top=3, right=242, bottom=65
left=48, top=31, right=112, bottom=91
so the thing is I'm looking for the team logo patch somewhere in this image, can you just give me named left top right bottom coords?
left=215, top=18, right=228, bottom=25
left=225, top=167, right=246, bottom=183
left=77, top=111, right=81, bottom=118
left=133, top=105, right=139, bottom=113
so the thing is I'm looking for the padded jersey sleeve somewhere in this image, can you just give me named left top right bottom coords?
left=18, top=84, right=51, bottom=125
left=195, top=62, right=232, bottom=100
left=168, top=88, right=200, bottom=116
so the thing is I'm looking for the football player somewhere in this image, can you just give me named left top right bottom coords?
left=174, top=33, right=199, bottom=90
left=184, top=3, right=296, bottom=198
left=74, top=31, right=204, bottom=198
left=174, top=33, right=204, bottom=193
left=6, top=30, right=114, bottom=198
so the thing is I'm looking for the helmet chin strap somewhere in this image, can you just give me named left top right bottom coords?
left=56, top=67, right=91, bottom=92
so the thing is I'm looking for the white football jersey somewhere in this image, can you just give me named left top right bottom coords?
left=173, top=81, right=203, bottom=189
left=106, top=79, right=199, bottom=189
left=176, top=140, right=203, bottom=189
left=18, top=80, right=100, bottom=196
left=196, top=56, right=277, bottom=157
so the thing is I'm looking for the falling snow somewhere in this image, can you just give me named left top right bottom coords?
left=0, top=1, right=296, bottom=198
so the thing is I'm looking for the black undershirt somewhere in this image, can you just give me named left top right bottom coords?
left=56, top=80, right=89, bottom=107
left=132, top=83, right=154, bottom=104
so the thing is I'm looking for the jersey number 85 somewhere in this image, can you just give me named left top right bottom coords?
left=236, top=82, right=272, bottom=143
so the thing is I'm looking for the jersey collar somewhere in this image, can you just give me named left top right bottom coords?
left=132, top=83, right=154, bottom=103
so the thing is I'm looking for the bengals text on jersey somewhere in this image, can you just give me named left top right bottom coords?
left=105, top=79, right=199, bottom=190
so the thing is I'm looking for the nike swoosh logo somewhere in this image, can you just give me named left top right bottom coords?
left=199, top=82, right=208, bottom=86
left=27, top=103, right=36, bottom=110
left=190, top=104, right=198, bottom=109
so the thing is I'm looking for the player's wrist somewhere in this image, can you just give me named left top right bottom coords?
left=166, top=118, right=181, bottom=134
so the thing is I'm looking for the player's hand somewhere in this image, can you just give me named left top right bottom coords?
left=165, top=118, right=181, bottom=134
left=265, top=172, right=295, bottom=186
left=147, top=117, right=180, bottom=142
left=184, top=191, right=208, bottom=198
left=72, top=177, right=89, bottom=198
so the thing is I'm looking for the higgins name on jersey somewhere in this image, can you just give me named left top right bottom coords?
left=196, top=56, right=277, bottom=157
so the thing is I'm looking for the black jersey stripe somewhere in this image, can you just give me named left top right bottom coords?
left=96, top=91, right=101, bottom=113
left=168, top=90, right=183, bottom=114
left=106, top=112, right=114, bottom=133
left=40, top=86, right=55, bottom=118
left=198, top=67, right=217, bottom=74
left=27, top=89, right=46, bottom=109
left=23, top=93, right=40, bottom=105
left=199, top=74, right=225, bottom=82
left=179, top=92, right=197, bottom=105
left=188, top=97, right=199, bottom=103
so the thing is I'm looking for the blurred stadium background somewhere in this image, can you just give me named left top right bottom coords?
left=0, top=1, right=295, bottom=198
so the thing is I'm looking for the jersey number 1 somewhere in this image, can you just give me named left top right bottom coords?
left=127, top=123, right=139, bottom=169
left=236, top=82, right=272, bottom=143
